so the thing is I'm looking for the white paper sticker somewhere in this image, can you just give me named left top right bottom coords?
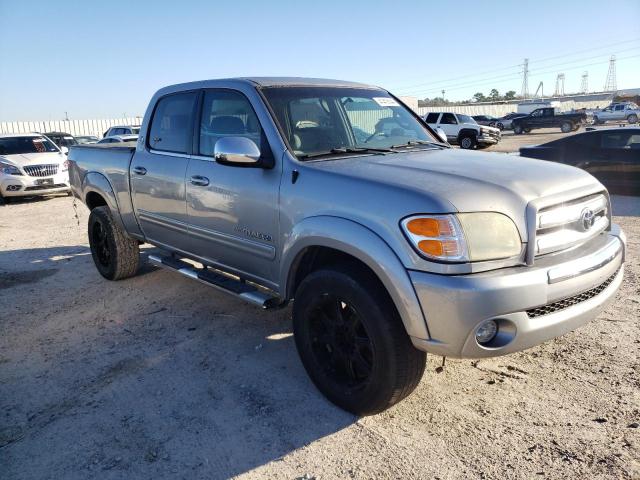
left=373, top=97, right=400, bottom=107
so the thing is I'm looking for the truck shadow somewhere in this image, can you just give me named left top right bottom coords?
left=0, top=244, right=358, bottom=479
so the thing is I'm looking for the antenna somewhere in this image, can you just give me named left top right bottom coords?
left=604, top=55, right=617, bottom=91
left=554, top=73, right=565, bottom=97
left=580, top=71, right=589, bottom=94
left=521, top=58, right=529, bottom=99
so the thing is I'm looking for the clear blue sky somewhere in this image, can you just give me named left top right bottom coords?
left=1, top=0, right=639, bottom=121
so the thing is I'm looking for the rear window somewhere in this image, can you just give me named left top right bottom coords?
left=425, top=113, right=440, bottom=123
left=0, top=136, right=59, bottom=155
left=148, top=92, right=197, bottom=154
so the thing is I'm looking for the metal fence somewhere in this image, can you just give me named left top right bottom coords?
left=0, top=98, right=611, bottom=137
left=0, top=117, right=143, bottom=138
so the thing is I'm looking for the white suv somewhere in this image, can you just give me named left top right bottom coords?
left=424, top=112, right=501, bottom=149
left=0, top=133, right=70, bottom=201
left=592, top=102, right=639, bottom=125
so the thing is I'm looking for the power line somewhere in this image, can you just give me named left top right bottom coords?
left=389, top=37, right=640, bottom=93
left=395, top=52, right=640, bottom=97
left=397, top=53, right=640, bottom=96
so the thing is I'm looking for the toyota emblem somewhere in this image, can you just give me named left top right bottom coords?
left=580, top=208, right=595, bottom=231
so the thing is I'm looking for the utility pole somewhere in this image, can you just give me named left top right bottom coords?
left=604, top=55, right=617, bottom=92
left=521, top=58, right=529, bottom=99
left=580, top=71, right=589, bottom=94
left=554, top=73, right=565, bottom=97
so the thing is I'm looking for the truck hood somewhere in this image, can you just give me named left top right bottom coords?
left=0, top=152, right=66, bottom=166
left=307, top=147, right=602, bottom=239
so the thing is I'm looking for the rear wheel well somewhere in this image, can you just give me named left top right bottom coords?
left=85, top=191, right=108, bottom=210
left=287, top=246, right=384, bottom=300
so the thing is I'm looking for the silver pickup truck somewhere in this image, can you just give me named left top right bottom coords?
left=69, top=77, right=626, bottom=415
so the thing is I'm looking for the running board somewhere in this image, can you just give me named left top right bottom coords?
left=147, top=254, right=280, bottom=309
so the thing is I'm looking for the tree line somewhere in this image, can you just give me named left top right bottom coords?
left=417, top=89, right=518, bottom=107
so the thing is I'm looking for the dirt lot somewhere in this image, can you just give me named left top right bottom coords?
left=1, top=194, right=639, bottom=480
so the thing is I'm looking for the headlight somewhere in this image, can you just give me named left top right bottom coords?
left=0, top=162, right=22, bottom=176
left=401, top=213, right=521, bottom=262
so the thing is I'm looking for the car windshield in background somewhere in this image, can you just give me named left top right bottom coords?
left=0, top=136, right=59, bottom=155
left=261, top=86, right=439, bottom=159
left=458, top=114, right=476, bottom=124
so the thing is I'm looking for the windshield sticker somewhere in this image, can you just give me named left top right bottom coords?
left=373, top=97, right=400, bottom=107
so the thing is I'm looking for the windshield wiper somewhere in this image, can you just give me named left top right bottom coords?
left=389, top=140, right=437, bottom=149
left=298, top=147, right=393, bottom=160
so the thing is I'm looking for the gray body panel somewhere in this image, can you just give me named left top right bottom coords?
left=68, top=77, right=625, bottom=358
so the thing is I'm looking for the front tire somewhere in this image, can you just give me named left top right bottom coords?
left=561, top=121, right=573, bottom=133
left=497, top=122, right=504, bottom=131
left=513, top=124, right=523, bottom=134
left=88, top=206, right=139, bottom=280
left=628, top=114, right=638, bottom=124
left=293, top=264, right=426, bottom=416
left=459, top=135, right=477, bottom=149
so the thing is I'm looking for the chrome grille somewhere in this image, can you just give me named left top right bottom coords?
left=526, top=268, right=620, bottom=318
left=535, top=193, right=609, bottom=256
left=24, top=164, right=58, bottom=177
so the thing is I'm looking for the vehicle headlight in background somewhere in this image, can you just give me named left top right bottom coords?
left=401, top=213, right=521, bottom=262
left=0, top=162, right=22, bottom=176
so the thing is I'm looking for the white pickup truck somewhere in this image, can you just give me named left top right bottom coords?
left=424, top=112, right=501, bottom=149
left=592, top=102, right=639, bottom=125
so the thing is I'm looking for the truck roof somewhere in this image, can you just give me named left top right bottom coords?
left=156, top=77, right=378, bottom=96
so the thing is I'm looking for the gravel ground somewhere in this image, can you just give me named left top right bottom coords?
left=1, top=194, right=639, bottom=480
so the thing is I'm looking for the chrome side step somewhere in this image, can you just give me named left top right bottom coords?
left=147, top=254, right=280, bottom=309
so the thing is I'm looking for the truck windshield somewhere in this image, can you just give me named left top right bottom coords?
left=261, top=86, right=439, bottom=159
left=0, top=136, right=59, bottom=155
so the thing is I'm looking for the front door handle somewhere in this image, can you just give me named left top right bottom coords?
left=133, top=166, right=147, bottom=175
left=190, top=175, right=210, bottom=187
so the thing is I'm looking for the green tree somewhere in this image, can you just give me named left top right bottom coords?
left=489, top=89, right=500, bottom=101
left=504, top=90, right=516, bottom=100
left=473, top=92, right=486, bottom=102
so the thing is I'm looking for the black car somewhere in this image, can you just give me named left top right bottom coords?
left=472, top=115, right=498, bottom=127
left=44, top=132, right=78, bottom=150
left=519, top=127, right=640, bottom=195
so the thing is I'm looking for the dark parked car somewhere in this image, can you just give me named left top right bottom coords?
left=512, top=108, right=587, bottom=134
left=519, top=127, right=640, bottom=195
left=472, top=115, right=498, bottom=127
left=44, top=132, right=78, bottom=151
left=495, top=113, right=528, bottom=130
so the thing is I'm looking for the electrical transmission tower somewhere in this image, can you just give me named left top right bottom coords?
left=521, top=58, right=529, bottom=99
left=604, top=55, right=617, bottom=91
left=580, top=71, right=589, bottom=94
left=554, top=74, right=565, bottom=96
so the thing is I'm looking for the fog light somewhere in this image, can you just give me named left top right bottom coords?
left=476, top=320, right=498, bottom=345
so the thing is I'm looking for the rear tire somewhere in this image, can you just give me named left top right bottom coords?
left=592, top=116, right=600, bottom=125
left=88, top=206, right=139, bottom=280
left=293, top=264, right=426, bottom=416
left=497, top=122, right=504, bottom=131
left=561, top=121, right=573, bottom=133
left=459, top=135, right=477, bottom=149
left=513, top=124, right=523, bottom=134
left=628, top=114, right=638, bottom=124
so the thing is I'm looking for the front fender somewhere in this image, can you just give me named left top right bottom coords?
left=280, top=216, right=430, bottom=340
left=82, top=172, right=125, bottom=230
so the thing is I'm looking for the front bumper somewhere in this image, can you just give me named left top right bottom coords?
left=1, top=172, right=70, bottom=197
left=409, top=226, right=625, bottom=358
left=477, top=133, right=501, bottom=145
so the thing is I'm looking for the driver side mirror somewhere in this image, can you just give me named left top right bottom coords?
left=214, top=137, right=261, bottom=167
left=435, top=128, right=448, bottom=143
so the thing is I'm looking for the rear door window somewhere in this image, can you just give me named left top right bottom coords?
left=440, top=113, right=457, bottom=124
left=148, top=92, right=198, bottom=154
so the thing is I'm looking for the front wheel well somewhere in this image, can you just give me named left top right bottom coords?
left=85, top=191, right=108, bottom=210
left=287, top=246, right=384, bottom=301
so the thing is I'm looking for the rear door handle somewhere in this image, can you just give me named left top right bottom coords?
left=190, top=175, right=210, bottom=187
left=133, top=166, right=147, bottom=175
